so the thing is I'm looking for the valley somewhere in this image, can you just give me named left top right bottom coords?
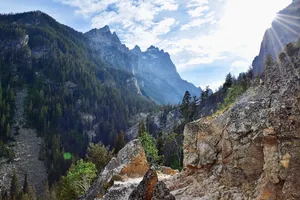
left=0, top=0, right=299, bottom=199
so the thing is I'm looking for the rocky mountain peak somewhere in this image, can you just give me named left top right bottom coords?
left=131, top=45, right=142, bottom=54
left=85, top=25, right=121, bottom=45
left=99, top=25, right=111, bottom=32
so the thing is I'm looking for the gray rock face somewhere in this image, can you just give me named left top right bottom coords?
left=252, top=0, right=300, bottom=75
left=132, top=46, right=201, bottom=104
left=175, top=47, right=300, bottom=199
left=152, top=181, right=175, bottom=200
left=126, top=109, right=183, bottom=140
left=79, top=139, right=149, bottom=200
left=85, top=27, right=201, bottom=104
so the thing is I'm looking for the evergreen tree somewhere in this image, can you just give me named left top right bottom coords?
left=156, top=132, right=164, bottom=163
left=85, top=142, right=113, bottom=172
left=265, top=54, right=274, bottom=67
left=138, top=121, right=145, bottom=137
left=115, top=130, right=125, bottom=153
left=22, top=173, right=29, bottom=194
left=180, top=91, right=196, bottom=122
left=223, top=73, right=233, bottom=89
left=10, top=170, right=19, bottom=200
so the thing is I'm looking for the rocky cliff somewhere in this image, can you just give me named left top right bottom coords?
left=170, top=44, right=300, bottom=199
left=252, top=0, right=300, bottom=75
left=85, top=27, right=201, bottom=104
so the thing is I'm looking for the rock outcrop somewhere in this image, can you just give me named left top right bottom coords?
left=129, top=169, right=158, bottom=200
left=252, top=0, right=300, bottom=75
left=169, top=45, right=300, bottom=199
left=79, top=139, right=149, bottom=200
left=152, top=181, right=175, bottom=200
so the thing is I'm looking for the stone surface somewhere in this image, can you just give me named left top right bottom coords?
left=169, top=46, right=300, bottom=199
left=152, top=181, right=175, bottom=200
left=79, top=139, right=149, bottom=200
left=128, top=169, right=158, bottom=200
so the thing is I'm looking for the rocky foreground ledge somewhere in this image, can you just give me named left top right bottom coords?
left=79, top=139, right=177, bottom=200
left=81, top=48, right=300, bottom=200
left=166, top=48, right=300, bottom=199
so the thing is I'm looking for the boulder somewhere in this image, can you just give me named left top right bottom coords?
left=128, top=169, right=158, bottom=200
left=152, top=181, right=175, bottom=200
left=79, top=139, right=149, bottom=200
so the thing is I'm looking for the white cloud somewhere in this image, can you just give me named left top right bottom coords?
left=180, top=15, right=214, bottom=30
left=230, top=60, right=250, bottom=76
left=187, top=5, right=209, bottom=17
left=186, top=0, right=209, bottom=8
left=200, top=80, right=224, bottom=92
left=55, top=0, right=179, bottom=49
left=54, top=0, right=293, bottom=87
left=152, top=18, right=176, bottom=35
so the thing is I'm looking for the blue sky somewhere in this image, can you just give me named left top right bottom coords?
left=0, top=0, right=292, bottom=90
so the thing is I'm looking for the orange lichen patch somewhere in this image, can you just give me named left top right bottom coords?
left=280, top=153, right=291, bottom=169
left=145, top=170, right=158, bottom=200
left=161, top=167, right=177, bottom=175
left=120, top=151, right=149, bottom=178
left=259, top=191, right=272, bottom=200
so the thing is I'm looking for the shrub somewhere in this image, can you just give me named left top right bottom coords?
left=139, top=132, right=161, bottom=164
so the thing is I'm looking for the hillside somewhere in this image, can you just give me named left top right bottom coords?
left=0, top=10, right=158, bottom=194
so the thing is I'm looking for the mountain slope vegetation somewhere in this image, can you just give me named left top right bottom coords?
left=0, top=11, right=158, bottom=187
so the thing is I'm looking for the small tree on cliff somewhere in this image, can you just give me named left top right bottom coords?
left=265, top=54, right=274, bottom=67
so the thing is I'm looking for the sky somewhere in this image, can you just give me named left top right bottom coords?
left=0, top=0, right=292, bottom=91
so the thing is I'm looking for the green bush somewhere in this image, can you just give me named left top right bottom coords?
left=139, top=132, right=161, bottom=165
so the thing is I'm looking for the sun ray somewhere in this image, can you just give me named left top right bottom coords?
left=270, top=27, right=295, bottom=76
left=276, top=13, right=300, bottom=20
left=275, top=15, right=300, bottom=30
left=269, top=27, right=287, bottom=78
left=273, top=18, right=299, bottom=36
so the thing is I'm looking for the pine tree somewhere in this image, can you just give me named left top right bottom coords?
left=138, top=121, right=145, bottom=137
left=224, top=73, right=233, bottom=89
left=265, top=54, right=274, bottom=67
left=115, top=130, right=125, bottom=153
left=22, top=173, right=29, bottom=194
left=10, top=170, right=19, bottom=199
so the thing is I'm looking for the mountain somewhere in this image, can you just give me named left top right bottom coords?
left=85, top=26, right=201, bottom=104
left=0, top=10, right=158, bottom=194
left=131, top=45, right=201, bottom=104
left=252, top=0, right=300, bottom=75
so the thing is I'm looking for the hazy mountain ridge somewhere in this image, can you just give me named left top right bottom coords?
left=85, top=26, right=202, bottom=104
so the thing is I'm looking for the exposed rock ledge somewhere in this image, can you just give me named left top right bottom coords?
left=166, top=49, right=300, bottom=199
left=79, top=139, right=149, bottom=200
